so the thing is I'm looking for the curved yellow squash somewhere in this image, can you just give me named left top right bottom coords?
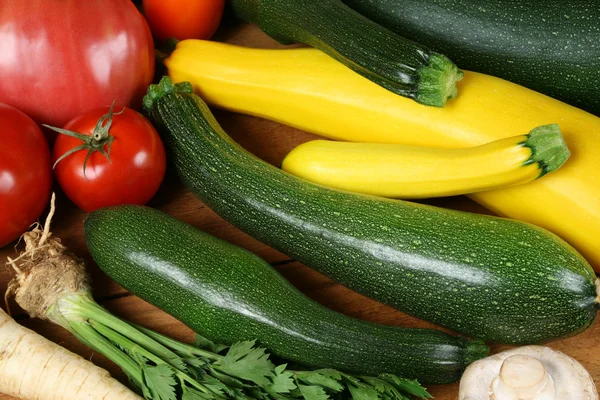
left=282, top=125, right=568, bottom=199
left=165, top=40, right=600, bottom=271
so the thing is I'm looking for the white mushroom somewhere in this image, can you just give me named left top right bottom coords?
left=459, top=346, right=598, bottom=400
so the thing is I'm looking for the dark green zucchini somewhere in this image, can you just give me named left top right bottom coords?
left=342, top=0, right=600, bottom=115
left=84, top=205, right=488, bottom=384
left=228, top=0, right=463, bottom=107
left=143, top=77, right=600, bottom=345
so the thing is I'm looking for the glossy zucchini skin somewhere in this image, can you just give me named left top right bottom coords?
left=229, top=0, right=463, bottom=107
left=342, top=0, right=600, bottom=115
left=143, top=81, right=599, bottom=345
left=85, top=205, right=488, bottom=384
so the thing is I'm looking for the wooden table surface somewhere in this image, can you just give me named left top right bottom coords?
left=1, top=22, right=598, bottom=400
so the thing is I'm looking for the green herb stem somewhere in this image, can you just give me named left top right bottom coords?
left=63, top=293, right=184, bottom=365
left=68, top=319, right=145, bottom=391
left=89, top=320, right=213, bottom=394
left=133, top=324, right=222, bottom=361
left=46, top=291, right=430, bottom=400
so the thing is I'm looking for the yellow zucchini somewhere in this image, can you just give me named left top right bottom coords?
left=281, top=125, right=569, bottom=198
left=165, top=40, right=600, bottom=271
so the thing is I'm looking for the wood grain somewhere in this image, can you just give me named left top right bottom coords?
left=0, top=20, right=598, bottom=400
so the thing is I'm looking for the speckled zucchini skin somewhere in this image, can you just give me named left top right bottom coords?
left=85, top=205, right=488, bottom=384
left=146, top=90, right=599, bottom=345
left=343, top=0, right=600, bottom=115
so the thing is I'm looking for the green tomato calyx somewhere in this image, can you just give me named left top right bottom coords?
left=44, top=102, right=124, bottom=181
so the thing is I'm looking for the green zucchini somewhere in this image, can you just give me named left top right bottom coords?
left=342, top=0, right=600, bottom=115
left=143, top=77, right=600, bottom=345
left=84, top=205, right=488, bottom=384
left=228, top=0, right=463, bottom=107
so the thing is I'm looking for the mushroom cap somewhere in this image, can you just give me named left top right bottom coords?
left=459, top=346, right=598, bottom=400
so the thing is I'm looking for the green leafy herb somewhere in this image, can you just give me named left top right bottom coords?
left=143, top=364, right=178, bottom=400
left=297, top=384, right=330, bottom=400
left=215, top=341, right=275, bottom=386
left=269, top=365, right=296, bottom=394
left=347, top=382, right=380, bottom=400
left=35, top=292, right=432, bottom=400
left=295, top=370, right=344, bottom=392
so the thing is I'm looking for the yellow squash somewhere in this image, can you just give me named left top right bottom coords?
left=165, top=40, right=600, bottom=271
left=282, top=125, right=569, bottom=199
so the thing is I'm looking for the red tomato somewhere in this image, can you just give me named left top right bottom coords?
left=0, top=1, right=155, bottom=137
left=0, top=104, right=52, bottom=247
left=143, top=0, right=225, bottom=41
left=52, top=106, right=166, bottom=212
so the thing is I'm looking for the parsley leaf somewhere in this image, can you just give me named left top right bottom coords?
left=182, top=387, right=212, bottom=400
left=378, top=375, right=432, bottom=399
left=142, top=364, right=178, bottom=400
left=348, top=382, right=380, bottom=400
left=297, top=384, right=330, bottom=400
left=359, top=377, right=409, bottom=400
left=269, top=364, right=296, bottom=393
left=214, top=341, right=275, bottom=386
left=209, top=368, right=248, bottom=389
left=295, top=370, right=344, bottom=393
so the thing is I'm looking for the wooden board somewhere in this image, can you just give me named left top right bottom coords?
left=1, top=21, right=598, bottom=399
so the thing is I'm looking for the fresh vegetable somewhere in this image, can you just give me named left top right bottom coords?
left=282, top=125, right=569, bottom=198
left=164, top=40, right=600, bottom=271
left=343, top=0, right=600, bottom=116
left=0, top=0, right=154, bottom=132
left=86, top=204, right=488, bottom=385
left=47, top=104, right=166, bottom=212
left=228, top=0, right=462, bottom=107
left=0, top=103, right=52, bottom=247
left=8, top=199, right=433, bottom=400
left=0, top=307, right=140, bottom=399
left=458, top=346, right=598, bottom=400
left=142, top=0, right=225, bottom=41
left=144, top=77, right=600, bottom=345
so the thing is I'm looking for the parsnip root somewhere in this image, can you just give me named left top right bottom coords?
left=1, top=193, right=141, bottom=399
left=0, top=307, right=141, bottom=400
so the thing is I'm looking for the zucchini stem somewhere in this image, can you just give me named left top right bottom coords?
left=522, top=124, right=570, bottom=176
left=416, top=53, right=464, bottom=107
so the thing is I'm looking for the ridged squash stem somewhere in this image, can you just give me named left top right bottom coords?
left=282, top=124, right=569, bottom=198
left=523, top=124, right=570, bottom=176
left=228, top=0, right=463, bottom=106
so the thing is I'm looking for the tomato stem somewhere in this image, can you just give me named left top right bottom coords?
left=44, top=102, right=124, bottom=181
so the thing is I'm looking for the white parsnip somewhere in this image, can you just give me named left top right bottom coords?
left=0, top=307, right=141, bottom=400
